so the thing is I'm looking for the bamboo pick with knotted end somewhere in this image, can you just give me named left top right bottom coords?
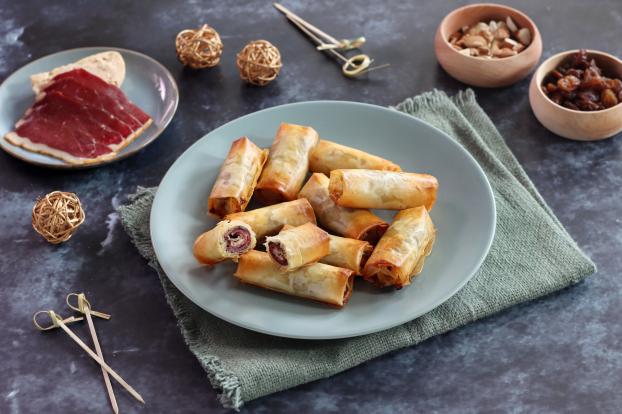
left=66, top=293, right=119, bottom=414
left=33, top=310, right=145, bottom=405
left=273, top=2, right=390, bottom=77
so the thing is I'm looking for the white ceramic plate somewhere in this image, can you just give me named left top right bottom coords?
left=151, top=101, right=496, bottom=340
left=0, top=47, right=178, bottom=168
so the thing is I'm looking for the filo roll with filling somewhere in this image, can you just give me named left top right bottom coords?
left=282, top=224, right=372, bottom=274
left=265, top=222, right=330, bottom=271
left=255, top=123, right=319, bottom=204
left=309, top=139, right=401, bottom=175
left=208, top=136, right=269, bottom=217
left=193, top=220, right=257, bottom=265
left=224, top=198, right=316, bottom=240
left=297, top=173, right=388, bottom=244
left=329, top=169, right=438, bottom=211
left=234, top=250, right=354, bottom=307
left=363, top=206, right=436, bottom=288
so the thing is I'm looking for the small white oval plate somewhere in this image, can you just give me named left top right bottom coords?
left=151, top=101, right=496, bottom=340
left=0, top=47, right=178, bottom=168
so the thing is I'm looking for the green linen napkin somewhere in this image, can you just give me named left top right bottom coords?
left=118, top=89, right=596, bottom=410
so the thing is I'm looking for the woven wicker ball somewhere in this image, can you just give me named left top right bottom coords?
left=236, top=40, right=282, bottom=86
left=32, top=191, right=85, bottom=244
left=176, top=24, right=223, bottom=69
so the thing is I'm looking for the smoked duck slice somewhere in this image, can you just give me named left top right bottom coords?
left=43, top=69, right=149, bottom=129
left=4, top=68, right=151, bottom=164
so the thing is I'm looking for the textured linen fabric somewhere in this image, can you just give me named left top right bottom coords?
left=118, top=90, right=596, bottom=410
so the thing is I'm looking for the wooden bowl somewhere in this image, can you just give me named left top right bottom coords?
left=529, top=50, right=622, bottom=141
left=434, top=3, right=542, bottom=87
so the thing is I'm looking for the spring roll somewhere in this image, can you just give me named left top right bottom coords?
left=255, top=123, right=319, bottom=203
left=193, top=220, right=256, bottom=265
left=363, top=206, right=436, bottom=288
left=297, top=173, right=388, bottom=244
left=329, top=169, right=438, bottom=211
left=309, top=139, right=401, bottom=175
left=234, top=250, right=354, bottom=307
left=323, top=234, right=372, bottom=275
left=208, top=137, right=269, bottom=217
left=224, top=198, right=316, bottom=240
left=265, top=222, right=330, bottom=271
left=282, top=224, right=372, bottom=274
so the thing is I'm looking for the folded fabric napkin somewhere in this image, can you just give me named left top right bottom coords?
left=118, top=89, right=595, bottom=410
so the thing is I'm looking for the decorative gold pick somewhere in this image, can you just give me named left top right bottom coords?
left=66, top=293, right=118, bottom=414
left=33, top=310, right=145, bottom=405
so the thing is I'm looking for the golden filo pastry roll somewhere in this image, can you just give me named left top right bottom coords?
left=363, top=206, right=436, bottom=288
left=255, top=123, right=319, bottom=203
left=208, top=136, right=269, bottom=217
left=329, top=169, right=438, bottom=211
left=282, top=224, right=372, bottom=274
left=224, top=198, right=316, bottom=240
left=265, top=222, right=330, bottom=271
left=309, top=139, right=401, bottom=175
left=234, top=250, right=354, bottom=308
left=323, top=234, right=372, bottom=275
left=297, top=173, right=388, bottom=244
left=193, top=220, right=257, bottom=265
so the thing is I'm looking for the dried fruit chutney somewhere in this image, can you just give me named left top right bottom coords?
left=541, top=49, right=622, bottom=111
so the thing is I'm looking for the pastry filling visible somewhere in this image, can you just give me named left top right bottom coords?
left=225, top=226, right=252, bottom=253
left=359, top=247, right=373, bottom=272
left=343, top=276, right=354, bottom=303
left=268, top=241, right=288, bottom=266
left=361, top=223, right=388, bottom=245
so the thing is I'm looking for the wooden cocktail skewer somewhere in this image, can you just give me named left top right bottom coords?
left=33, top=310, right=145, bottom=405
left=66, top=293, right=118, bottom=414
left=273, top=3, right=390, bottom=77
left=274, top=2, right=362, bottom=50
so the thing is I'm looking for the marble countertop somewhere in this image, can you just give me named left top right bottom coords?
left=1, top=0, right=621, bottom=412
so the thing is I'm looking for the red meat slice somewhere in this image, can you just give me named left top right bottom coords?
left=15, top=92, right=126, bottom=157
left=43, top=69, right=149, bottom=128
left=4, top=68, right=152, bottom=164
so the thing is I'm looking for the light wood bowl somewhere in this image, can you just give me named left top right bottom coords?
left=434, top=3, right=542, bottom=87
left=529, top=50, right=622, bottom=141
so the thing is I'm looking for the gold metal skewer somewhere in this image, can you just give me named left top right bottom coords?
left=34, top=310, right=145, bottom=405
left=66, top=293, right=118, bottom=414
left=273, top=3, right=389, bottom=77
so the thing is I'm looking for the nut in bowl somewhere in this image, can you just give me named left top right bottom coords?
left=529, top=49, right=622, bottom=141
left=434, top=3, right=542, bottom=87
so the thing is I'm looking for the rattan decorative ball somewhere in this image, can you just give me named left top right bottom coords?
left=176, top=24, right=223, bottom=69
left=32, top=191, right=85, bottom=244
left=236, top=40, right=282, bottom=86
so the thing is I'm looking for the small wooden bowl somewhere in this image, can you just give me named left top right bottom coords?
left=434, top=3, right=542, bottom=87
left=529, top=50, right=622, bottom=141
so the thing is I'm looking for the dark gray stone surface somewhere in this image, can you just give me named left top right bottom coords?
left=1, top=0, right=620, bottom=412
